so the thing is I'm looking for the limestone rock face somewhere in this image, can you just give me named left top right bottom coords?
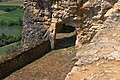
left=22, top=0, right=79, bottom=48
left=65, top=0, right=120, bottom=80
left=22, top=0, right=120, bottom=80
left=22, top=0, right=119, bottom=52
left=75, top=0, right=118, bottom=48
left=22, top=0, right=52, bottom=47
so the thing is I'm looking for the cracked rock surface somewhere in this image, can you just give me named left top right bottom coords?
left=65, top=0, right=120, bottom=80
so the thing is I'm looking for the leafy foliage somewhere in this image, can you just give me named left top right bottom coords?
left=0, top=33, right=22, bottom=47
left=0, top=6, right=23, bottom=26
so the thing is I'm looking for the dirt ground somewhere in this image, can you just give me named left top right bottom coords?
left=5, top=32, right=76, bottom=80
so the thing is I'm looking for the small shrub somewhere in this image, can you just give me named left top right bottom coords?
left=17, top=17, right=23, bottom=26
left=4, top=8, right=12, bottom=12
left=7, top=21, right=14, bottom=26
left=0, top=33, right=22, bottom=47
left=0, top=20, right=7, bottom=25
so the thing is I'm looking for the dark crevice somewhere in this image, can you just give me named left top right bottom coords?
left=56, top=35, right=76, bottom=50
left=58, top=24, right=76, bottom=33
left=55, top=24, right=76, bottom=49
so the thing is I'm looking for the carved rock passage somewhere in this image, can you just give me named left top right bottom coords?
left=65, top=0, right=120, bottom=80
left=22, top=0, right=118, bottom=48
left=22, top=0, right=120, bottom=79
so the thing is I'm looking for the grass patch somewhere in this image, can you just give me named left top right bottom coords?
left=0, top=5, right=23, bottom=56
left=0, top=0, right=23, bottom=5
left=0, top=10, right=7, bottom=15
left=0, top=41, right=20, bottom=56
left=0, top=8, right=23, bottom=22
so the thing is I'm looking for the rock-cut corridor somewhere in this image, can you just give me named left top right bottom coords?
left=5, top=32, right=76, bottom=80
left=2, top=0, right=120, bottom=80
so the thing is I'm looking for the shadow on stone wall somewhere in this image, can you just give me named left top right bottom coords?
left=56, top=35, right=76, bottom=50
left=0, top=40, right=51, bottom=79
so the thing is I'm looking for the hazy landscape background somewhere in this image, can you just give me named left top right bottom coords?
left=0, top=0, right=23, bottom=56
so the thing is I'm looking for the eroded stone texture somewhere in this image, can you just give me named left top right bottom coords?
left=65, top=0, right=120, bottom=80
left=75, top=0, right=118, bottom=48
left=22, top=0, right=52, bottom=47
left=22, top=0, right=78, bottom=49
left=22, top=0, right=116, bottom=48
left=22, top=0, right=120, bottom=79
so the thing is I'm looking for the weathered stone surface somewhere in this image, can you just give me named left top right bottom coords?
left=21, top=0, right=120, bottom=79
left=65, top=0, right=120, bottom=80
left=22, top=0, right=52, bottom=47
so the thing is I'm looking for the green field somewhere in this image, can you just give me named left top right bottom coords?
left=0, top=5, right=23, bottom=56
left=0, top=41, right=21, bottom=56
left=0, top=10, right=7, bottom=15
left=0, top=5, right=23, bottom=35
left=0, top=0, right=23, bottom=5
left=0, top=6, right=23, bottom=22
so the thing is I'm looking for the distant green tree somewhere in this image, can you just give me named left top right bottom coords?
left=0, top=20, right=6, bottom=25
left=4, top=8, right=11, bottom=12
left=17, top=17, right=23, bottom=26
left=0, top=33, right=22, bottom=47
left=7, top=21, right=14, bottom=26
left=1, top=33, right=6, bottom=38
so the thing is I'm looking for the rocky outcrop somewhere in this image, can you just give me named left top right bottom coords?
left=22, top=0, right=52, bottom=47
left=22, top=0, right=118, bottom=48
left=65, top=0, right=120, bottom=80
left=22, top=0, right=120, bottom=79
left=22, top=0, right=78, bottom=49
left=75, top=0, right=118, bottom=48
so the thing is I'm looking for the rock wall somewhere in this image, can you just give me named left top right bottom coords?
left=0, top=0, right=118, bottom=79
left=0, top=40, right=51, bottom=79
left=75, top=0, right=118, bottom=48
left=22, top=0, right=118, bottom=49
left=65, top=0, right=120, bottom=80
left=22, top=0, right=52, bottom=47
left=21, top=0, right=119, bottom=79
